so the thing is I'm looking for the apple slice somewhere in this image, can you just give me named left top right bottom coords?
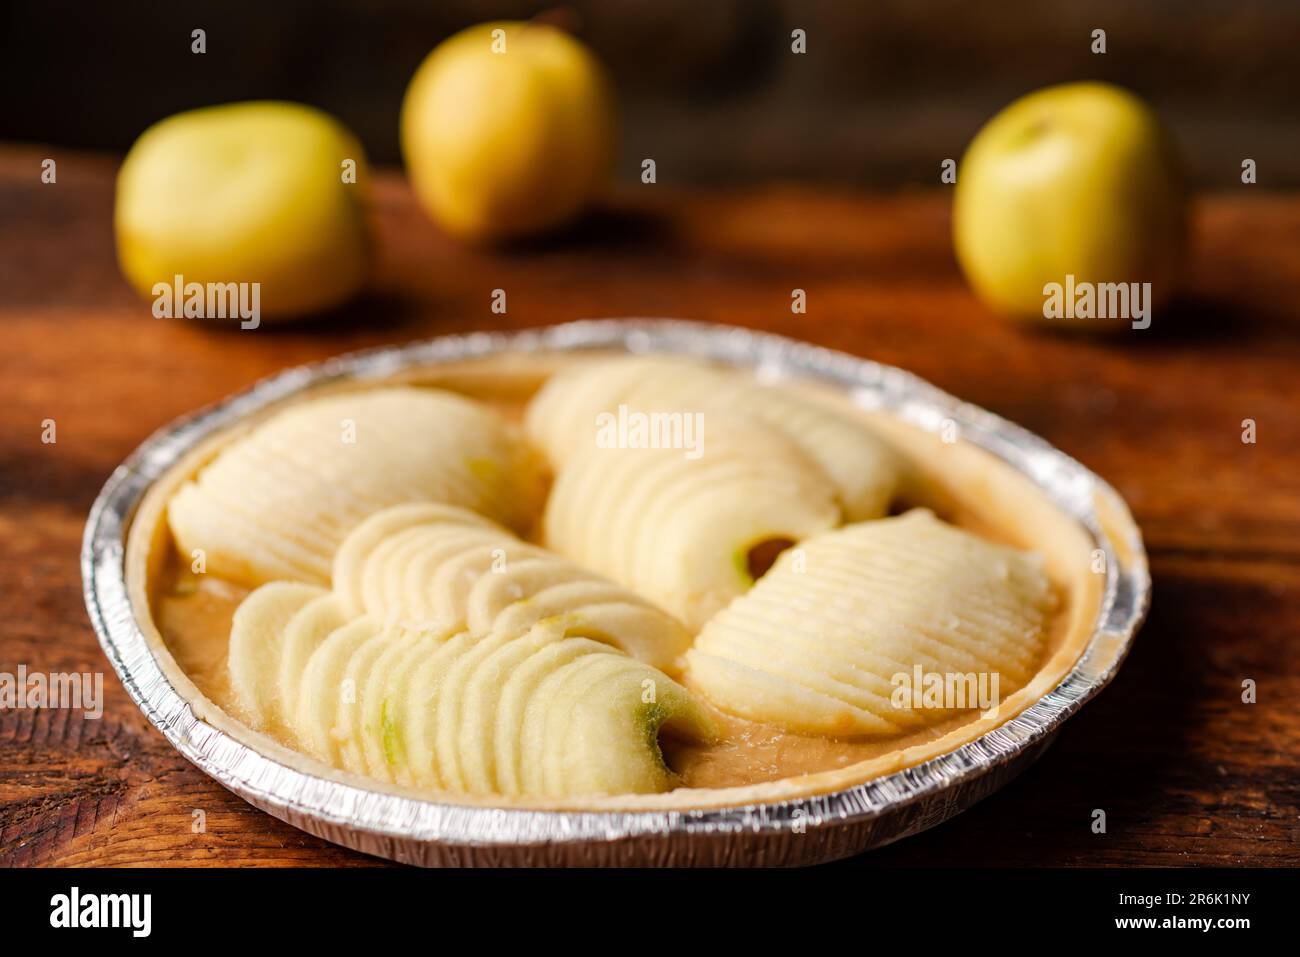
left=431, top=630, right=519, bottom=793
left=735, top=387, right=904, bottom=521
left=494, top=637, right=612, bottom=796
left=525, top=355, right=904, bottom=521
left=425, top=540, right=549, bottom=630
left=168, top=488, right=327, bottom=584
left=686, top=510, right=1057, bottom=735
left=265, top=603, right=715, bottom=797
left=518, top=650, right=716, bottom=797
left=555, top=656, right=717, bottom=796
left=442, top=620, right=709, bottom=797
left=455, top=624, right=564, bottom=794
left=228, top=582, right=327, bottom=733
left=485, top=576, right=641, bottom=632
left=168, top=387, right=546, bottom=587
left=292, top=617, right=384, bottom=765
left=520, top=653, right=625, bottom=796
left=334, top=627, right=404, bottom=776
left=359, top=627, right=450, bottom=783
left=361, top=524, right=504, bottom=626
left=464, top=558, right=589, bottom=632
left=543, top=413, right=840, bottom=631
left=487, top=575, right=688, bottom=675
left=524, top=356, right=679, bottom=462
left=332, top=502, right=501, bottom=616
left=686, top=651, right=888, bottom=736
left=400, top=631, right=479, bottom=789
left=331, top=503, right=691, bottom=669
left=277, top=593, right=349, bottom=733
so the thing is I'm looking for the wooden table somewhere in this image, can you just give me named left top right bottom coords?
left=2, top=148, right=1296, bottom=867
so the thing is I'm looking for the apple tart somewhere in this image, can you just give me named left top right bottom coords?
left=129, top=352, right=1103, bottom=809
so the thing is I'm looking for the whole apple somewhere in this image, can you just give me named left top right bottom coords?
left=115, top=102, right=372, bottom=323
left=953, top=82, right=1187, bottom=328
left=400, top=21, right=616, bottom=242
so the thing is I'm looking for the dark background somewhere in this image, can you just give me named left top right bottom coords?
left=3, top=0, right=1297, bottom=186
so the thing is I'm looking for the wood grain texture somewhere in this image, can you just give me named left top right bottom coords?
left=0, top=148, right=1296, bottom=867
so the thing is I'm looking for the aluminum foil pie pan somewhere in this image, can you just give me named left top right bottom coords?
left=82, top=319, right=1150, bottom=866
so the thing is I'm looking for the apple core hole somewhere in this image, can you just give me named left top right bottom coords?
left=658, top=728, right=684, bottom=777
left=656, top=720, right=699, bottom=778
left=746, top=537, right=795, bottom=582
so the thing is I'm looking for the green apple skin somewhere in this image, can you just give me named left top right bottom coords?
left=400, top=21, right=616, bottom=242
left=115, top=101, right=372, bottom=321
left=953, top=82, right=1187, bottom=326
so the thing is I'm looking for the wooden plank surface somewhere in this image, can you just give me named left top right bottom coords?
left=1, top=148, right=1297, bottom=867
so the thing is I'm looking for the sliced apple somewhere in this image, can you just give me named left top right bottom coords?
left=221, top=474, right=723, bottom=799
left=292, top=617, right=384, bottom=765
left=737, top=387, right=904, bottom=520
left=556, top=655, right=716, bottom=796
left=168, top=489, right=327, bottom=585
left=331, top=503, right=691, bottom=670
left=360, top=627, right=449, bottom=784
left=432, top=630, right=519, bottom=793
left=488, top=576, right=689, bottom=674
left=519, top=650, right=716, bottom=797
left=227, top=581, right=327, bottom=733
left=168, top=387, right=545, bottom=587
left=464, top=557, right=590, bottom=632
left=236, top=581, right=715, bottom=797
left=276, top=593, right=350, bottom=736
left=525, top=355, right=904, bottom=520
left=685, top=651, right=887, bottom=736
left=494, top=636, right=612, bottom=796
left=400, top=631, right=479, bottom=789
left=543, top=413, right=840, bottom=630
left=686, top=510, right=1057, bottom=735
left=520, top=653, right=626, bottom=796
left=455, top=624, right=563, bottom=794
left=485, top=576, right=644, bottom=635
left=333, top=627, right=404, bottom=776
left=425, top=540, right=548, bottom=630
left=357, top=524, right=506, bottom=626
left=332, top=502, right=501, bottom=617
left=524, top=356, right=678, bottom=461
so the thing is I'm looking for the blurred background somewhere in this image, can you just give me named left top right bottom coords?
left=4, top=0, right=1298, bottom=187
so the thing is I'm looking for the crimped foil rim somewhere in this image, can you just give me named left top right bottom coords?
left=81, top=319, right=1149, bottom=858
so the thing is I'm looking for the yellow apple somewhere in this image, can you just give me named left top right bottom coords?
left=400, top=21, right=616, bottom=242
left=115, top=101, right=371, bottom=322
left=953, top=82, right=1187, bottom=327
